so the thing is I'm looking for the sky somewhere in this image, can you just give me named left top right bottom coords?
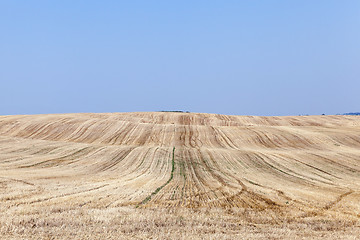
left=1, top=1, right=359, bottom=116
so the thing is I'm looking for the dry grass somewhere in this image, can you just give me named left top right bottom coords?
left=0, top=112, right=360, bottom=239
left=1, top=206, right=359, bottom=239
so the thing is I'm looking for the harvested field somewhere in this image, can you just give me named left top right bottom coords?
left=0, top=112, right=360, bottom=239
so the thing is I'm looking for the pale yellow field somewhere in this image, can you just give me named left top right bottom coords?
left=0, top=112, right=360, bottom=239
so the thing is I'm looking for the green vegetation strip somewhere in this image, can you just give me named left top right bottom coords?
left=136, top=147, right=175, bottom=207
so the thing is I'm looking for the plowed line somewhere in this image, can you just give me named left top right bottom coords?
left=137, top=147, right=175, bottom=207
left=16, top=184, right=110, bottom=206
left=324, top=190, right=354, bottom=210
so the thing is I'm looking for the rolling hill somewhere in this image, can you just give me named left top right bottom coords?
left=1, top=112, right=360, bottom=239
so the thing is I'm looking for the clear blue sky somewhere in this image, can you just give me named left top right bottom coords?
left=1, top=1, right=359, bottom=116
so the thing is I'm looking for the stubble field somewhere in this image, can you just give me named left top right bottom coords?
left=0, top=112, right=360, bottom=239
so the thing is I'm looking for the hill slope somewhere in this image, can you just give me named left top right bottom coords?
left=1, top=112, right=360, bottom=238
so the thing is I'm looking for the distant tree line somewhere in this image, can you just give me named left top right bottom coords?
left=343, top=112, right=360, bottom=115
left=158, top=110, right=190, bottom=113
